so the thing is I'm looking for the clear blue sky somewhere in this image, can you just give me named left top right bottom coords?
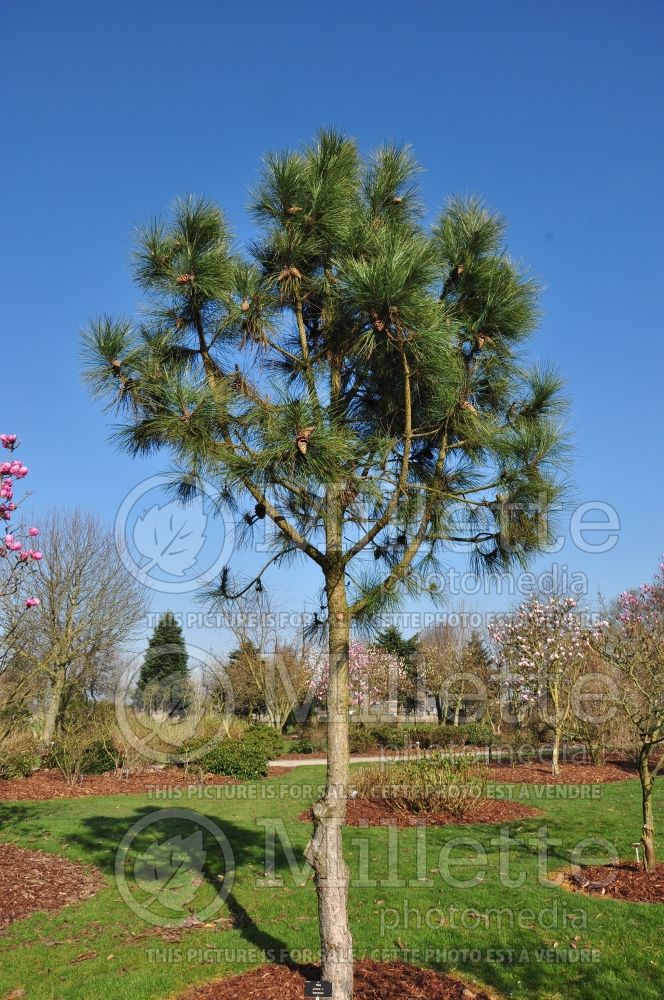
left=2, top=0, right=663, bottom=652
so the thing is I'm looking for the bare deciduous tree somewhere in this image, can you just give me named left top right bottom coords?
left=2, top=509, right=149, bottom=742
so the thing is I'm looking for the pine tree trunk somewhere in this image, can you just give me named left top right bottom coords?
left=41, top=666, right=66, bottom=744
left=639, top=751, right=656, bottom=871
left=305, top=567, right=353, bottom=999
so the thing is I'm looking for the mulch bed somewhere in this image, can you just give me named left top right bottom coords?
left=561, top=860, right=664, bottom=903
left=0, top=767, right=288, bottom=801
left=177, top=959, right=496, bottom=1000
left=486, top=759, right=638, bottom=785
left=300, top=797, right=541, bottom=827
left=0, top=843, right=104, bottom=930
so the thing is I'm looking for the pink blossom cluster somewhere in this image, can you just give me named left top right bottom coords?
left=617, top=560, right=664, bottom=631
left=313, top=640, right=408, bottom=709
left=489, top=595, right=592, bottom=705
left=0, top=432, right=41, bottom=608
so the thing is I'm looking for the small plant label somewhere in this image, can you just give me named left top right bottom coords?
left=304, top=981, right=333, bottom=997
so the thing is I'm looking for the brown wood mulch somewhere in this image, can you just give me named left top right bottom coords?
left=300, top=797, right=541, bottom=827
left=0, top=767, right=288, bottom=801
left=485, top=759, right=638, bottom=785
left=0, top=843, right=104, bottom=930
left=177, top=960, right=496, bottom=1000
left=561, top=860, right=664, bottom=903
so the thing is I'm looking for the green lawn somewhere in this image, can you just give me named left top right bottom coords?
left=0, top=767, right=662, bottom=1000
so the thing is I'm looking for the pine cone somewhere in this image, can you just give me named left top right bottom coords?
left=176, top=273, right=195, bottom=285
left=295, top=426, right=315, bottom=454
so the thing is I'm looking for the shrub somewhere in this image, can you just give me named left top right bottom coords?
left=298, top=723, right=327, bottom=752
left=431, top=725, right=467, bottom=749
left=243, top=725, right=288, bottom=759
left=48, top=731, right=118, bottom=784
left=353, top=753, right=487, bottom=819
left=198, top=738, right=269, bottom=779
left=348, top=724, right=375, bottom=753
left=289, top=737, right=315, bottom=754
left=369, top=723, right=407, bottom=749
left=406, top=723, right=443, bottom=749
left=461, top=722, right=494, bottom=747
left=79, top=739, right=118, bottom=775
left=0, top=749, right=36, bottom=780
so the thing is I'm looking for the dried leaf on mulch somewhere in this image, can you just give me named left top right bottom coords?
left=0, top=767, right=287, bottom=802
left=176, top=960, right=496, bottom=1000
left=563, top=861, right=664, bottom=903
left=300, top=797, right=541, bottom=827
left=0, top=843, right=105, bottom=930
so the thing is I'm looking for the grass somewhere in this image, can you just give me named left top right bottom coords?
left=0, top=766, right=661, bottom=1000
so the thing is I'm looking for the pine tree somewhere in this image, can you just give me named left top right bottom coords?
left=375, top=625, right=418, bottom=662
left=375, top=625, right=419, bottom=714
left=136, top=612, right=190, bottom=716
left=83, top=131, right=569, bottom=998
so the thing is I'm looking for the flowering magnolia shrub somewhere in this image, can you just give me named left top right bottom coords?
left=489, top=596, right=595, bottom=707
left=489, top=595, right=606, bottom=773
left=0, top=433, right=41, bottom=609
left=313, top=641, right=409, bottom=714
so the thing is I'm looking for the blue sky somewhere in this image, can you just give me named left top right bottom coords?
left=2, top=0, right=663, bottom=653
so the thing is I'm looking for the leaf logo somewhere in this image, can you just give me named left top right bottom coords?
left=133, top=831, right=206, bottom=912
left=133, top=499, right=207, bottom=577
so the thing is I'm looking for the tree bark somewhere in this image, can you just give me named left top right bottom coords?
left=551, top=728, right=560, bottom=776
left=41, top=666, right=66, bottom=744
left=305, top=566, right=353, bottom=999
left=638, top=749, right=656, bottom=871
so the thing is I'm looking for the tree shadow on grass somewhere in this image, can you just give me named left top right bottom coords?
left=70, top=804, right=296, bottom=967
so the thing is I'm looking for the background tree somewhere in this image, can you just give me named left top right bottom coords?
left=83, top=131, right=568, bottom=998
left=376, top=624, right=419, bottom=714
left=597, top=565, right=664, bottom=871
left=314, top=640, right=407, bottom=719
left=3, top=508, right=148, bottom=743
left=490, top=595, right=590, bottom=774
left=135, top=611, right=190, bottom=716
left=418, top=621, right=466, bottom=723
left=0, top=433, right=42, bottom=722
left=461, top=630, right=498, bottom=729
left=224, top=639, right=267, bottom=718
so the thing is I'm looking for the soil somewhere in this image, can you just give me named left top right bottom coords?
left=0, top=843, right=104, bottom=930
left=177, top=959, right=497, bottom=1000
left=300, top=796, right=541, bottom=827
left=561, top=860, right=664, bottom=903
left=0, top=766, right=288, bottom=801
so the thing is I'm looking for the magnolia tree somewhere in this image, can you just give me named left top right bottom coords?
left=598, top=565, right=664, bottom=871
left=313, top=641, right=408, bottom=719
left=0, top=433, right=43, bottom=732
left=83, top=132, right=568, bottom=998
left=489, top=595, right=594, bottom=774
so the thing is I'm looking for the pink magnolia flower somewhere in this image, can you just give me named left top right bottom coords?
left=31, top=550, right=43, bottom=560
left=0, top=434, right=17, bottom=449
left=28, top=526, right=39, bottom=537
left=25, top=597, right=40, bottom=608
